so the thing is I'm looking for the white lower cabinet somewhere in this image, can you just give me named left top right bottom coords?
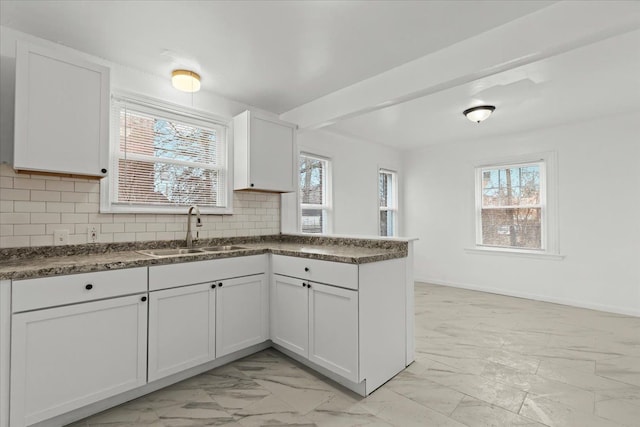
left=148, top=283, right=216, bottom=382
left=10, top=294, right=147, bottom=427
left=271, top=275, right=309, bottom=357
left=271, top=274, right=359, bottom=382
left=4, top=251, right=407, bottom=425
left=308, top=282, right=358, bottom=383
left=147, top=258, right=270, bottom=381
left=216, top=274, right=268, bottom=358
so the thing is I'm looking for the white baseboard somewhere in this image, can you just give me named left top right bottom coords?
left=416, top=277, right=640, bottom=318
left=272, top=343, right=367, bottom=396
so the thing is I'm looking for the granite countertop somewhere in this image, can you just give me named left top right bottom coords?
left=0, top=235, right=408, bottom=280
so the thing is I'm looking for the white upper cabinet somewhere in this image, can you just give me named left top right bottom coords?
left=13, top=41, right=110, bottom=177
left=233, top=110, right=296, bottom=192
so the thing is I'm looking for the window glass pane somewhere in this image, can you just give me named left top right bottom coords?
left=379, top=171, right=394, bottom=208
left=300, top=156, right=325, bottom=205
left=115, top=103, right=225, bottom=209
left=117, top=159, right=221, bottom=206
left=380, top=210, right=395, bottom=236
left=481, top=165, right=540, bottom=207
left=301, top=208, right=324, bottom=234
left=300, top=153, right=330, bottom=234
left=379, top=170, right=397, bottom=236
left=481, top=207, right=541, bottom=249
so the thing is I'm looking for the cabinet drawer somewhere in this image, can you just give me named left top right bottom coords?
left=149, top=254, right=267, bottom=291
left=272, top=255, right=358, bottom=290
left=12, top=268, right=147, bottom=313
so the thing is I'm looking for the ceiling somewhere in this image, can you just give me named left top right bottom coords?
left=0, top=0, right=553, bottom=114
left=328, top=28, right=640, bottom=149
left=1, top=1, right=639, bottom=150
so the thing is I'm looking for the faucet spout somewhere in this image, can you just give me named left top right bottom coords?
left=185, top=205, right=202, bottom=248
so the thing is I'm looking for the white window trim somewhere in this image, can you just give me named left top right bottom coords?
left=100, top=91, right=234, bottom=215
left=299, top=151, right=333, bottom=235
left=466, top=151, right=563, bottom=259
left=378, top=167, right=399, bottom=237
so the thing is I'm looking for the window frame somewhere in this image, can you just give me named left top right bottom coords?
left=298, top=152, right=332, bottom=234
left=470, top=151, right=560, bottom=257
left=379, top=168, right=399, bottom=237
left=100, top=93, right=233, bottom=215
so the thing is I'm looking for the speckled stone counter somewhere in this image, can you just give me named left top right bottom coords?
left=0, top=234, right=408, bottom=280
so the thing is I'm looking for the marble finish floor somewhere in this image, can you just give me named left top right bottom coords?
left=71, top=283, right=640, bottom=426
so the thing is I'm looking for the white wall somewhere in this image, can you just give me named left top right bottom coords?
left=404, top=112, right=640, bottom=316
left=283, top=129, right=403, bottom=237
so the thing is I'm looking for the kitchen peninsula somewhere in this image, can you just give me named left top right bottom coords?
left=0, top=234, right=415, bottom=427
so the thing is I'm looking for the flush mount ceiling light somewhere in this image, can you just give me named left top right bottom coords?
left=463, top=105, right=495, bottom=123
left=171, top=70, right=201, bottom=92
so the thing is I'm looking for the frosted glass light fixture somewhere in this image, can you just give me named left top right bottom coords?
left=171, top=70, right=201, bottom=92
left=463, top=105, right=495, bottom=123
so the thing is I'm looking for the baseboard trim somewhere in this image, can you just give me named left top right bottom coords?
left=272, top=343, right=367, bottom=396
left=416, top=277, right=640, bottom=317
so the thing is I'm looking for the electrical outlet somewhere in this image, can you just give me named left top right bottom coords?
left=88, top=225, right=98, bottom=243
left=53, top=229, right=69, bottom=246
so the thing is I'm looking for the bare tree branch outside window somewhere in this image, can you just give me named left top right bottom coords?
left=479, top=164, right=542, bottom=249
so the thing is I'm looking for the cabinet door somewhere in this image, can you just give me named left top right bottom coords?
left=148, top=283, right=215, bottom=382
left=250, top=116, right=295, bottom=192
left=10, top=295, right=147, bottom=427
left=308, top=282, right=359, bottom=383
left=14, top=42, right=110, bottom=177
left=216, top=274, right=268, bottom=357
left=271, top=274, right=308, bottom=357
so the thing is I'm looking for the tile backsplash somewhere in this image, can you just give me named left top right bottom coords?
left=0, top=163, right=280, bottom=248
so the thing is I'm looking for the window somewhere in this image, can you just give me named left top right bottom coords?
left=379, top=169, right=398, bottom=236
left=102, top=96, right=230, bottom=213
left=476, top=161, right=545, bottom=250
left=299, top=153, right=331, bottom=234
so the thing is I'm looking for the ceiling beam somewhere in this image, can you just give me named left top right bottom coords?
left=280, top=1, right=640, bottom=129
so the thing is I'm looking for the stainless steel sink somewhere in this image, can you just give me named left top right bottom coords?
left=137, top=248, right=205, bottom=258
left=138, top=246, right=248, bottom=258
left=200, top=245, right=247, bottom=252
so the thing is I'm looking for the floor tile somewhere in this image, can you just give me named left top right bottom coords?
left=596, top=356, right=640, bottom=387
left=450, top=396, right=546, bottom=427
left=537, top=360, right=629, bottom=391
left=305, top=395, right=393, bottom=426
left=520, top=395, right=620, bottom=427
left=359, top=388, right=467, bottom=427
left=595, top=386, right=640, bottom=407
left=254, top=378, right=334, bottom=414
left=426, top=372, right=528, bottom=413
left=595, top=397, right=640, bottom=427
left=385, top=370, right=465, bottom=415
left=481, top=361, right=596, bottom=412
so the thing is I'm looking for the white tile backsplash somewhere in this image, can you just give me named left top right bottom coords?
left=0, top=163, right=281, bottom=248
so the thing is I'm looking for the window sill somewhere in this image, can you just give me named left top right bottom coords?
left=100, top=204, right=233, bottom=215
left=464, top=247, right=565, bottom=260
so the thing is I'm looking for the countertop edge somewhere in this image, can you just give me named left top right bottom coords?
left=1, top=247, right=408, bottom=281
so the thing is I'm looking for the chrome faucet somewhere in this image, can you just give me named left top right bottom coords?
left=185, top=205, right=202, bottom=248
